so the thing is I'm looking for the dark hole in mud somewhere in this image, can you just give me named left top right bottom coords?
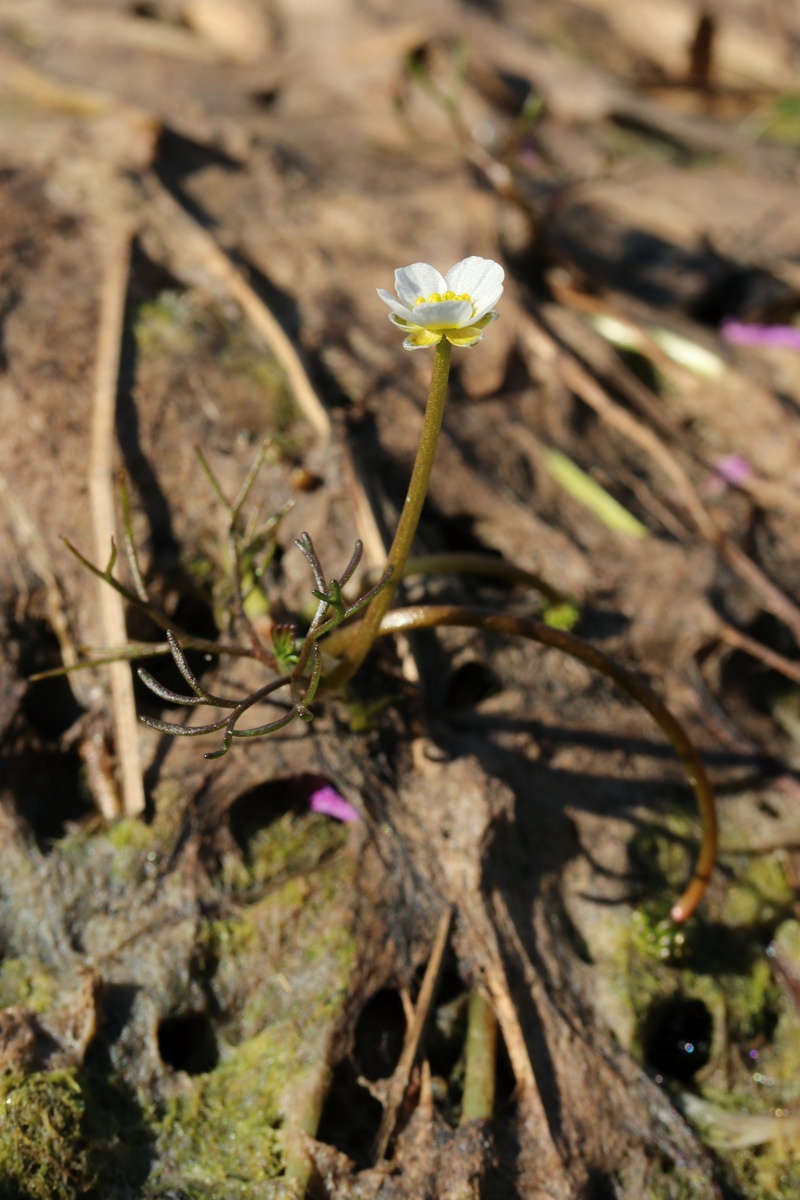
left=428, top=988, right=468, bottom=1087
left=155, top=127, right=242, bottom=186
left=494, top=1018, right=517, bottom=1116
left=445, top=660, right=503, bottom=709
left=18, top=618, right=85, bottom=739
left=492, top=69, right=536, bottom=116
left=316, top=1057, right=383, bottom=1169
left=8, top=745, right=94, bottom=849
left=680, top=918, right=777, bottom=981
left=158, top=1012, right=219, bottom=1075
left=421, top=950, right=463, bottom=1008
left=354, top=988, right=407, bottom=1081
left=436, top=513, right=507, bottom=561
left=581, top=1169, right=618, bottom=1200
left=690, top=261, right=796, bottom=327
left=228, top=774, right=323, bottom=854
left=643, top=997, right=712, bottom=1081
left=615, top=347, right=660, bottom=392
left=251, top=88, right=281, bottom=109
left=580, top=607, right=631, bottom=641
left=22, top=668, right=84, bottom=740
left=718, top=611, right=800, bottom=720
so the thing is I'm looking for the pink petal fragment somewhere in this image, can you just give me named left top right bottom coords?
left=721, top=319, right=800, bottom=350
left=714, top=454, right=752, bottom=486
left=309, top=785, right=361, bottom=823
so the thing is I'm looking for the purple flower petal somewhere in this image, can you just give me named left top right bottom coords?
left=309, top=785, right=361, bottom=823
left=721, top=319, right=800, bottom=351
left=714, top=454, right=752, bottom=486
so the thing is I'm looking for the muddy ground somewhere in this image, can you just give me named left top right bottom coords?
left=1, top=1, right=800, bottom=1197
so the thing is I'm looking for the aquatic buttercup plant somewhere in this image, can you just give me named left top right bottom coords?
left=57, top=252, right=716, bottom=922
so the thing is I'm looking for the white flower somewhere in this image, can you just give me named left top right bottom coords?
left=377, top=256, right=504, bottom=351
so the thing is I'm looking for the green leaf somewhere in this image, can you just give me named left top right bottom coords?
left=542, top=448, right=649, bottom=539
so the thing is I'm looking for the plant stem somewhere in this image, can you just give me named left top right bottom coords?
left=326, top=339, right=453, bottom=688
left=461, top=989, right=498, bottom=1123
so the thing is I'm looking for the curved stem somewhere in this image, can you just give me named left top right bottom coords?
left=326, top=339, right=453, bottom=688
left=372, top=604, right=718, bottom=923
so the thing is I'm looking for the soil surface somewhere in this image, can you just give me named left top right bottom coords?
left=1, top=2, right=800, bottom=1197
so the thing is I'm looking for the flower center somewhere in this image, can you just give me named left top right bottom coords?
left=415, top=290, right=471, bottom=306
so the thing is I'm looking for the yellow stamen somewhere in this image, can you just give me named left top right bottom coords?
left=415, top=291, right=470, bottom=306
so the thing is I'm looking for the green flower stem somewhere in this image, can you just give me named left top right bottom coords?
left=326, top=339, right=453, bottom=688
left=330, top=603, right=717, bottom=924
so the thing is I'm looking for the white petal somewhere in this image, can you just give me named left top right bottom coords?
left=394, top=262, right=447, bottom=309
left=445, top=257, right=504, bottom=311
left=377, top=288, right=415, bottom=320
left=411, top=298, right=473, bottom=329
left=471, top=294, right=503, bottom=322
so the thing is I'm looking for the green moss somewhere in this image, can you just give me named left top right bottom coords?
left=630, top=903, right=692, bottom=965
left=743, top=855, right=794, bottom=911
left=103, top=818, right=154, bottom=886
left=753, top=92, right=800, bottom=146
left=722, top=1146, right=800, bottom=1200
left=48, top=817, right=156, bottom=895
left=726, top=956, right=780, bottom=1042
left=720, top=883, right=763, bottom=927
left=134, top=291, right=202, bottom=358
left=148, top=780, right=192, bottom=854
left=773, top=918, right=800, bottom=965
left=0, top=773, right=359, bottom=1197
left=249, top=813, right=347, bottom=887
left=104, top=818, right=152, bottom=854
left=620, top=841, right=784, bottom=1089
left=193, top=808, right=359, bottom=1058
left=717, top=856, right=793, bottom=929
left=629, top=815, right=696, bottom=895
left=613, top=829, right=800, bottom=1200
left=151, top=1030, right=287, bottom=1198
left=0, top=956, right=57, bottom=1013
left=0, top=1071, right=93, bottom=1199
left=765, top=924, right=800, bottom=1091
left=148, top=1004, right=348, bottom=1200
left=627, top=928, right=780, bottom=1060
left=207, top=859, right=357, bottom=1043
left=223, top=811, right=348, bottom=895
left=643, top=1157, right=712, bottom=1200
